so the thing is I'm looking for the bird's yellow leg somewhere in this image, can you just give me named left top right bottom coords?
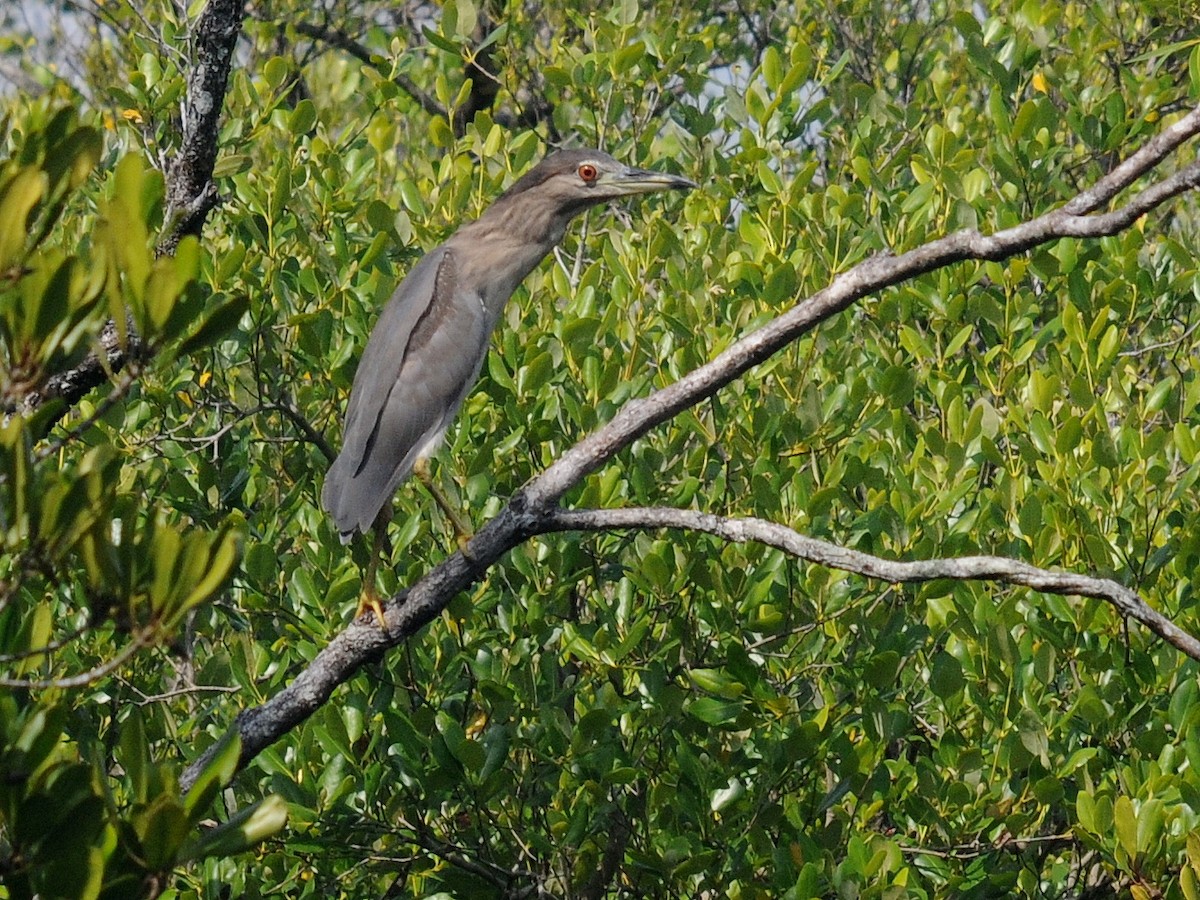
left=355, top=580, right=388, bottom=628
left=413, top=457, right=475, bottom=557
left=355, top=517, right=391, bottom=628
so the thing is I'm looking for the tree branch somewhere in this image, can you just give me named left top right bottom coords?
left=290, top=16, right=552, bottom=136
left=160, top=0, right=246, bottom=256
left=539, top=507, right=1200, bottom=661
left=23, top=317, right=139, bottom=414
left=25, top=0, right=246, bottom=416
left=181, top=103, right=1200, bottom=793
left=0, top=629, right=152, bottom=690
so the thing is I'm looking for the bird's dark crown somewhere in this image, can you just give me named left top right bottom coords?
left=495, top=149, right=619, bottom=202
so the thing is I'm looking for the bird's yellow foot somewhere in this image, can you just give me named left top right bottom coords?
left=456, top=532, right=476, bottom=561
left=355, top=583, right=389, bottom=628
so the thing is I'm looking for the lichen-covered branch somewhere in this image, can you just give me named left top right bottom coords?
left=159, top=0, right=246, bottom=256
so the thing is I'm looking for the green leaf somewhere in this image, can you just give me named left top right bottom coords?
left=687, top=667, right=743, bottom=698
left=687, top=697, right=743, bottom=726
left=183, top=731, right=242, bottom=819
left=1076, top=790, right=1096, bottom=832
left=0, top=167, right=46, bottom=270
left=177, top=527, right=241, bottom=612
left=174, top=293, right=249, bottom=356
left=1136, top=798, right=1164, bottom=856
left=138, top=795, right=190, bottom=869
left=118, top=709, right=151, bottom=804
left=1114, top=795, right=1137, bottom=859
left=1188, top=831, right=1200, bottom=872
left=1183, top=863, right=1199, bottom=900
left=928, top=651, right=964, bottom=699
left=762, top=46, right=783, bottom=91
left=264, top=56, right=290, bottom=89
left=289, top=99, right=317, bottom=135
left=180, top=795, right=288, bottom=861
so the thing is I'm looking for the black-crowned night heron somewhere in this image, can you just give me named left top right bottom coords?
left=322, top=148, right=696, bottom=621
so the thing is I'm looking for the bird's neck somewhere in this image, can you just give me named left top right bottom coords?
left=451, top=200, right=579, bottom=313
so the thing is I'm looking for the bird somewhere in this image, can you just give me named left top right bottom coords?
left=322, top=148, right=696, bottom=622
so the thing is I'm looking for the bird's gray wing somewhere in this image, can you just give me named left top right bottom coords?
left=322, top=246, right=492, bottom=537
left=337, top=247, right=447, bottom=475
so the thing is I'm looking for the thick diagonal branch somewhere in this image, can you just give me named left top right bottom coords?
left=181, top=103, right=1200, bottom=792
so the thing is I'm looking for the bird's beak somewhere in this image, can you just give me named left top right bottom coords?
left=605, top=166, right=698, bottom=195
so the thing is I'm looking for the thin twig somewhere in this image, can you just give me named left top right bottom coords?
left=0, top=621, right=99, bottom=662
left=274, top=393, right=336, bottom=462
left=35, top=367, right=140, bottom=460
left=120, top=681, right=241, bottom=706
left=291, top=20, right=444, bottom=119
left=0, top=631, right=152, bottom=690
left=899, top=833, right=1075, bottom=860
left=1117, top=320, right=1200, bottom=357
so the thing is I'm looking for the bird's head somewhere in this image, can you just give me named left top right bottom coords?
left=496, top=148, right=697, bottom=213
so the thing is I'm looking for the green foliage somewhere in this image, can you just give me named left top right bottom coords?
left=6, top=0, right=1200, bottom=897
left=0, top=106, right=245, bottom=636
left=0, top=704, right=284, bottom=898
left=0, top=103, right=280, bottom=897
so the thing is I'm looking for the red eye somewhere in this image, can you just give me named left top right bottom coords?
left=578, top=163, right=599, bottom=183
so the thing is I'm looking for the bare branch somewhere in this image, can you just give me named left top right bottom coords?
left=898, top=833, right=1076, bottom=860
left=273, top=394, right=336, bottom=462
left=0, top=621, right=100, bottom=663
left=35, top=366, right=140, bottom=459
left=578, top=802, right=632, bottom=900
left=121, top=682, right=241, bottom=705
left=1118, top=320, right=1200, bottom=357
left=23, top=317, right=141, bottom=415
left=396, top=818, right=517, bottom=891
left=1062, top=104, right=1200, bottom=214
left=159, top=0, right=246, bottom=256
left=289, top=15, right=547, bottom=136
left=540, top=507, right=1200, bottom=662
left=181, top=103, right=1200, bottom=793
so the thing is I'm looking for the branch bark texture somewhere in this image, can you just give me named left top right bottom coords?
left=182, top=103, right=1200, bottom=792
left=160, top=0, right=246, bottom=255
left=544, top=508, right=1200, bottom=661
left=27, top=0, right=246, bottom=415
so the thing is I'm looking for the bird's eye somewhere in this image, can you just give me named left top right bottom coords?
left=577, top=163, right=599, bottom=183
